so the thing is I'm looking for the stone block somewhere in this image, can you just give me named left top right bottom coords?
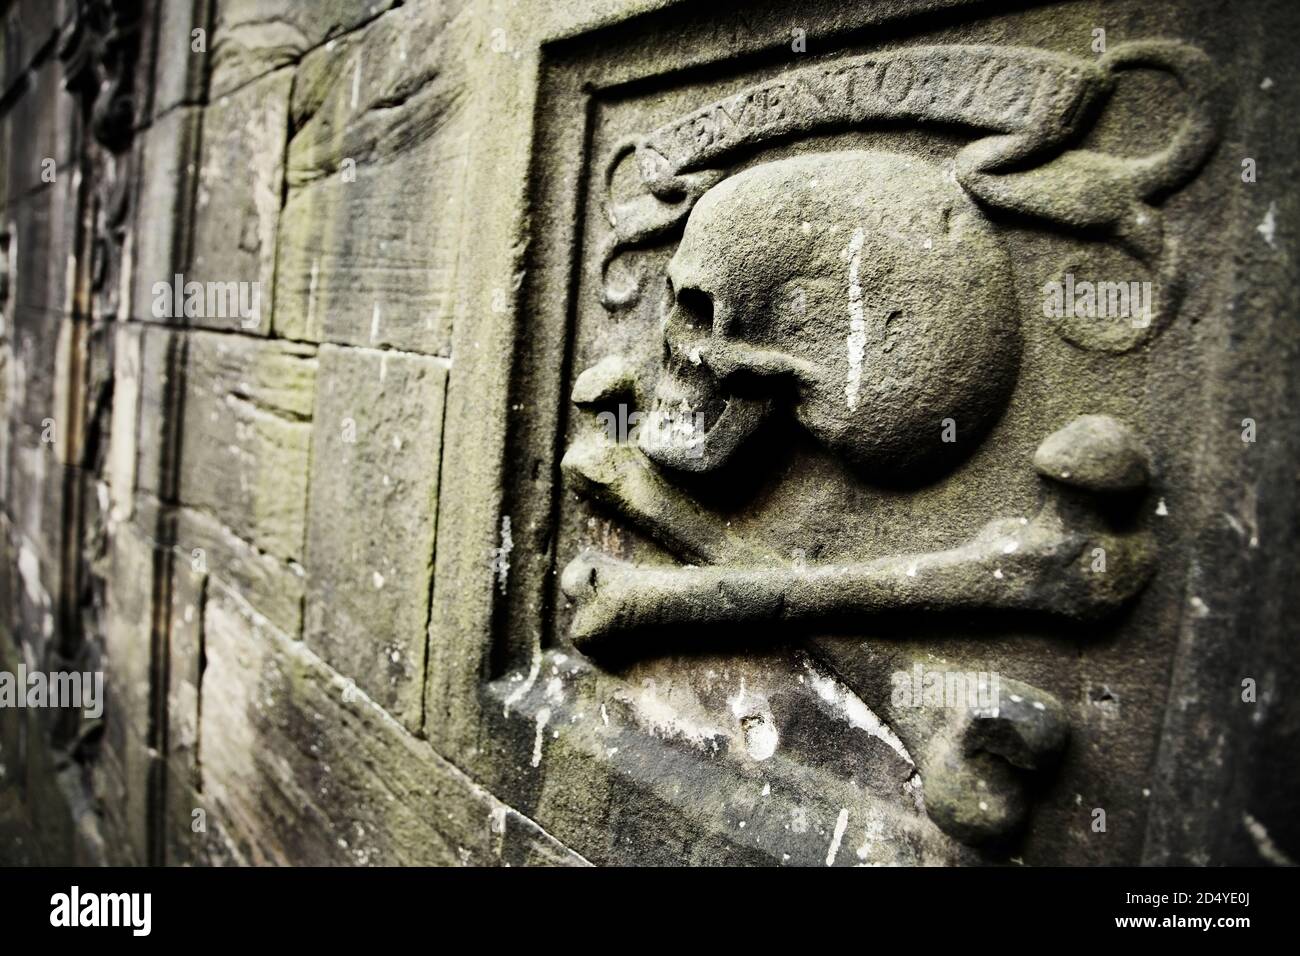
left=304, top=344, right=448, bottom=731
left=133, top=324, right=183, bottom=497
left=101, top=519, right=157, bottom=746
left=2, top=2, right=59, bottom=95
left=273, top=0, right=467, bottom=351
left=198, top=582, right=583, bottom=866
left=8, top=177, right=77, bottom=317
left=164, top=558, right=206, bottom=864
left=129, top=107, right=202, bottom=322
left=175, top=329, right=316, bottom=559
left=2, top=25, right=75, bottom=201
left=208, top=0, right=400, bottom=99
left=106, top=324, right=143, bottom=523
left=147, top=0, right=212, bottom=121
left=174, top=502, right=304, bottom=638
left=188, top=68, right=292, bottom=334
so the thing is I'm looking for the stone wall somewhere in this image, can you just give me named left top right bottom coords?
left=0, top=0, right=1297, bottom=866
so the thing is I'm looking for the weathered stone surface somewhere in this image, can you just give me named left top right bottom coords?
left=3, top=309, right=76, bottom=486
left=0, top=555, right=23, bottom=788
left=175, top=330, right=316, bottom=560
left=208, top=0, right=400, bottom=100
left=129, top=106, right=202, bottom=321
left=433, top=0, right=1299, bottom=869
left=303, top=345, right=447, bottom=730
left=101, top=519, right=155, bottom=746
left=3, top=0, right=1300, bottom=873
left=174, top=502, right=304, bottom=637
left=5, top=443, right=65, bottom=649
left=7, top=179, right=77, bottom=317
left=106, top=325, right=143, bottom=523
left=90, top=721, right=148, bottom=866
left=97, top=518, right=160, bottom=866
left=273, top=0, right=467, bottom=350
left=199, top=582, right=585, bottom=866
left=133, top=324, right=183, bottom=497
left=188, top=68, right=292, bottom=333
left=146, top=0, right=211, bottom=121
left=0, top=343, right=10, bottom=504
left=2, top=47, right=77, bottom=202
left=1, top=1, right=65, bottom=95
left=164, top=558, right=206, bottom=865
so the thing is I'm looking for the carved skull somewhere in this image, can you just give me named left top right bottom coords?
left=641, top=150, right=1021, bottom=481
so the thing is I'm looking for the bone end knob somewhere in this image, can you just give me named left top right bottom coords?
left=1033, top=414, right=1150, bottom=493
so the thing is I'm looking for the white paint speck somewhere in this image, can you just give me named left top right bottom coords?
left=502, top=648, right=540, bottom=716
left=620, top=679, right=725, bottom=751
left=728, top=681, right=779, bottom=761
left=1257, top=202, right=1277, bottom=248
left=544, top=675, right=564, bottom=704
left=1155, top=498, right=1169, bottom=517
left=531, top=706, right=551, bottom=767
left=306, top=258, right=319, bottom=332
left=17, top=544, right=46, bottom=607
left=492, top=515, right=513, bottom=594
left=844, top=227, right=866, bottom=411
left=825, top=808, right=849, bottom=866
left=1244, top=812, right=1295, bottom=865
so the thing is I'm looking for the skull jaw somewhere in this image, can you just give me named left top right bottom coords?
left=639, top=394, right=771, bottom=472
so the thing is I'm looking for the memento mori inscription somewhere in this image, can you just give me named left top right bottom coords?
left=559, top=36, right=1220, bottom=847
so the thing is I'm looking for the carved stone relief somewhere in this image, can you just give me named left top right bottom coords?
left=548, top=34, right=1222, bottom=850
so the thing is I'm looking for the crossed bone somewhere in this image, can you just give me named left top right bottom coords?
left=560, top=423, right=1155, bottom=655
left=560, top=402, right=1156, bottom=847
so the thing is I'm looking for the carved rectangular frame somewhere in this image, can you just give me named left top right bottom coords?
left=426, top=0, right=1299, bottom=864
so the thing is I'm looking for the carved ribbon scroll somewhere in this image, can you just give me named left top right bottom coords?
left=601, top=41, right=1221, bottom=347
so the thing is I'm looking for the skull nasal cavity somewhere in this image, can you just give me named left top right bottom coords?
left=675, top=288, right=714, bottom=330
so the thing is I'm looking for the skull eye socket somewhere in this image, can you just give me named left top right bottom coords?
left=674, top=287, right=714, bottom=331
